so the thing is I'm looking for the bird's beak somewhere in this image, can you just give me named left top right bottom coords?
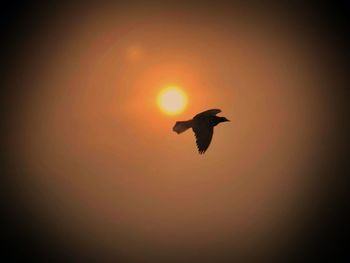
left=226, top=119, right=230, bottom=122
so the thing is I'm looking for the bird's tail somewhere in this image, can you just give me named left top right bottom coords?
left=173, top=120, right=193, bottom=134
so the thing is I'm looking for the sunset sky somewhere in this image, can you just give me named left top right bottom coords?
left=4, top=2, right=348, bottom=262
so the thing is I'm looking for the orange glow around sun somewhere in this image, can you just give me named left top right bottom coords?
left=157, top=87, right=188, bottom=115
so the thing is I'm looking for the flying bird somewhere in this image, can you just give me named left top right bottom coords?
left=173, top=109, right=229, bottom=154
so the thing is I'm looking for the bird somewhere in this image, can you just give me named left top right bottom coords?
left=173, top=109, right=229, bottom=154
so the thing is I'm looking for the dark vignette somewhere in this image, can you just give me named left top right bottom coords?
left=1, top=1, right=349, bottom=262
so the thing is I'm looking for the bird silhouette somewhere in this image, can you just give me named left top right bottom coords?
left=173, top=109, right=229, bottom=154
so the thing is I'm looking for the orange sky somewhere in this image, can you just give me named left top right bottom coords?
left=8, top=2, right=342, bottom=262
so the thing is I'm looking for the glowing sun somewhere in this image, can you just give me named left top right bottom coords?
left=157, top=87, right=188, bottom=115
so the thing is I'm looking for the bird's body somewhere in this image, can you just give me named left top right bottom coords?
left=173, top=109, right=229, bottom=154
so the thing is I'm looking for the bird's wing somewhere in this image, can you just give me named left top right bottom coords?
left=193, top=125, right=214, bottom=154
left=195, top=109, right=221, bottom=118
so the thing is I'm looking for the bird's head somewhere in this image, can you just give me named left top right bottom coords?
left=218, top=116, right=230, bottom=123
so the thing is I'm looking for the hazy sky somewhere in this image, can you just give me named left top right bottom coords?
left=5, top=2, right=347, bottom=262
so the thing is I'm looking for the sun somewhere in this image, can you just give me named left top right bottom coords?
left=157, top=86, right=188, bottom=115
